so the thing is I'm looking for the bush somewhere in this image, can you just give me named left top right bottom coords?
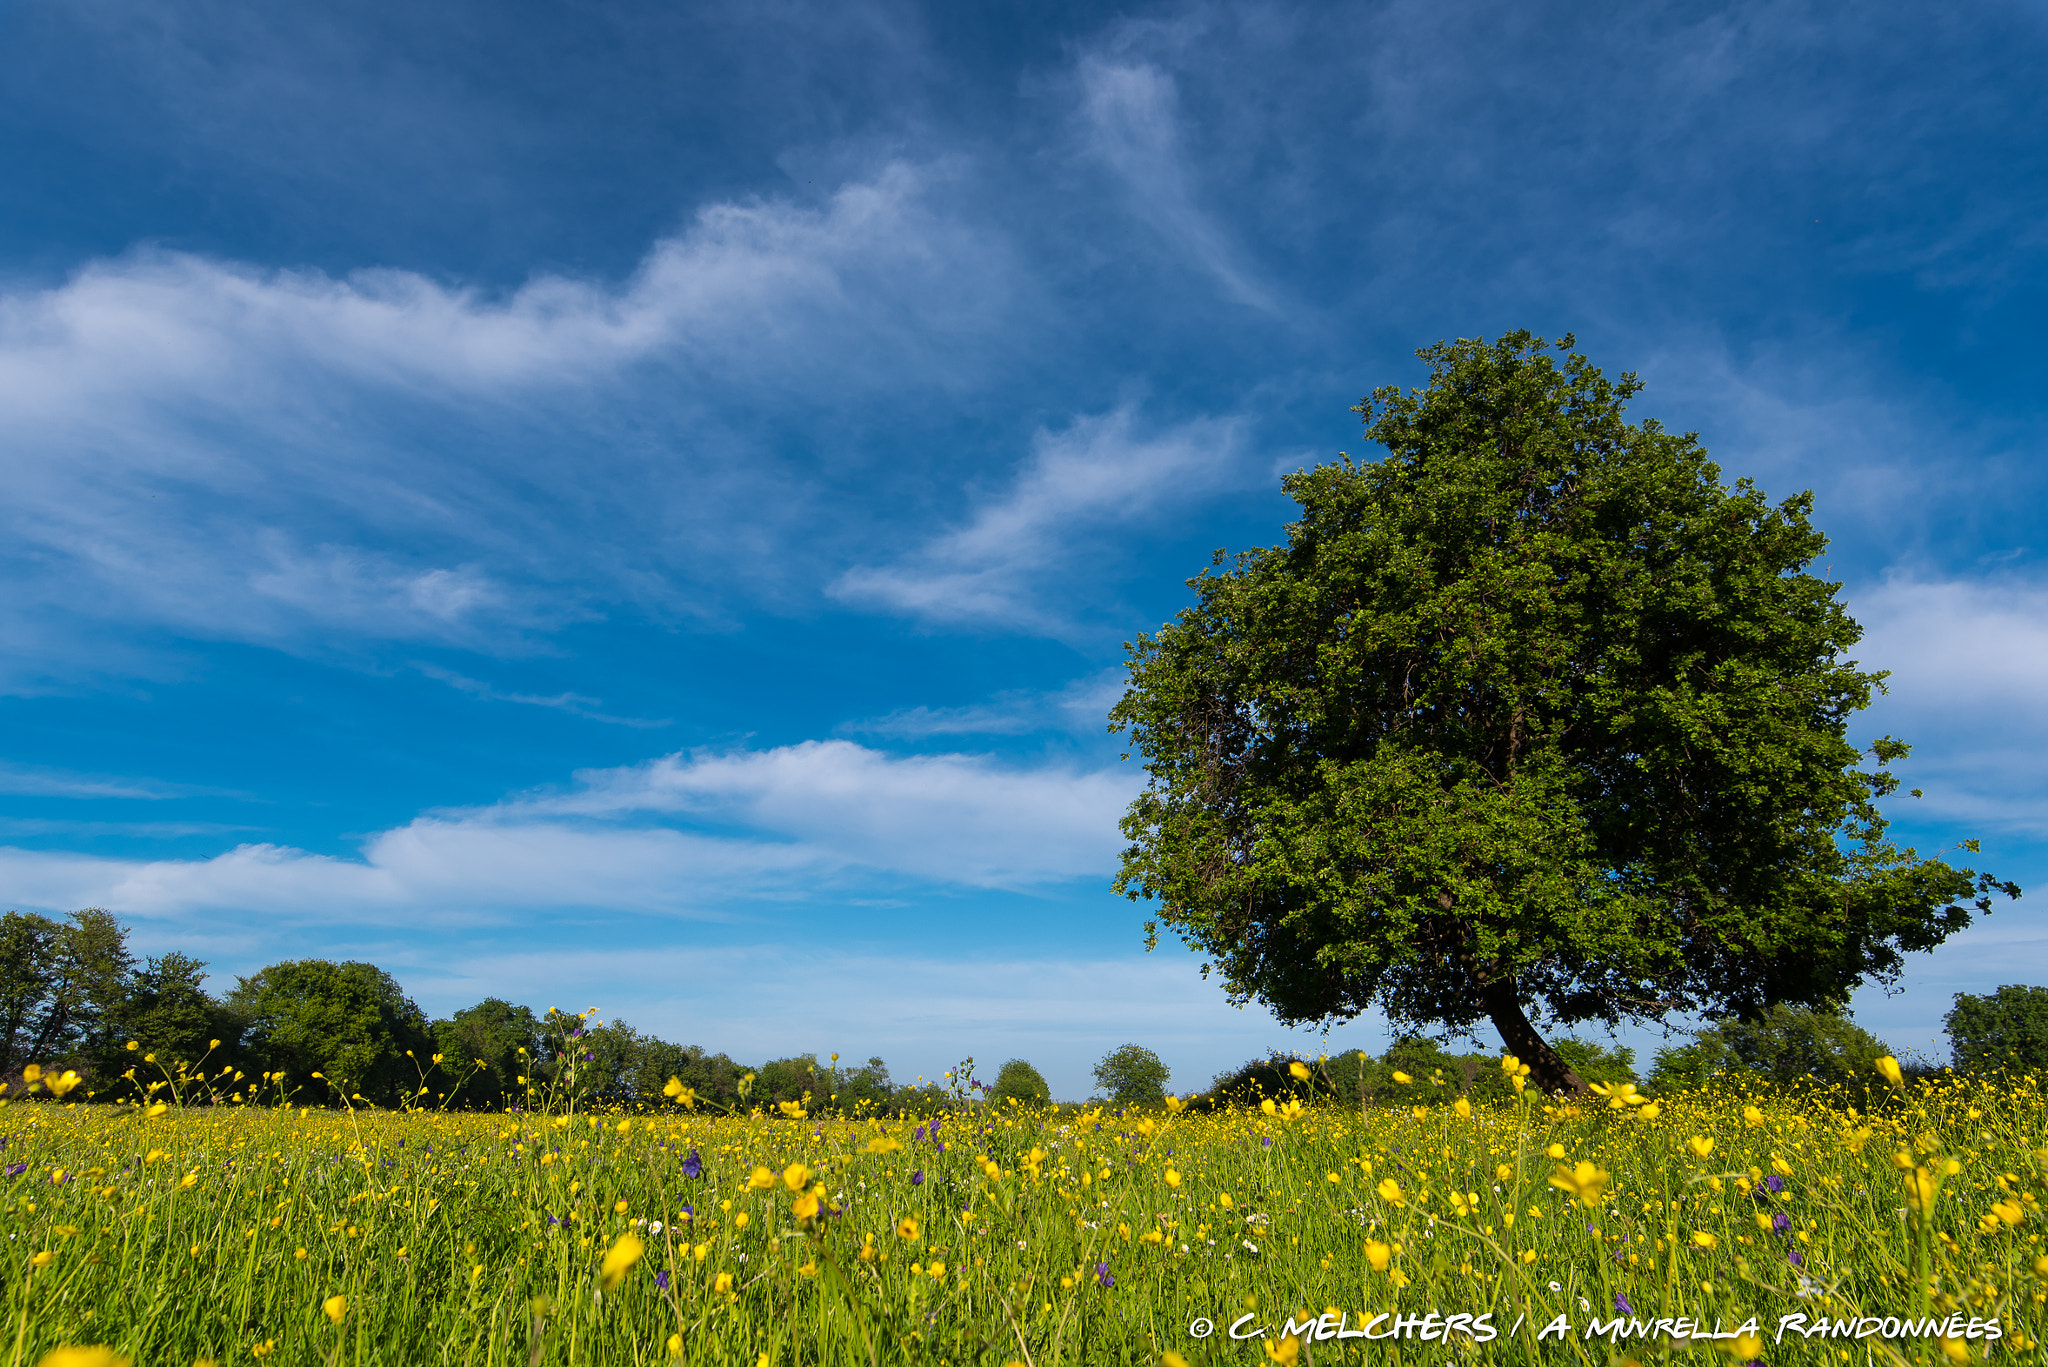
left=992, top=1059, right=1051, bottom=1105
left=1092, top=1044, right=1170, bottom=1105
left=1946, top=985, right=2048, bottom=1074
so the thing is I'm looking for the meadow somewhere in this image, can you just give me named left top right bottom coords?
left=2, top=1053, right=2044, bottom=1366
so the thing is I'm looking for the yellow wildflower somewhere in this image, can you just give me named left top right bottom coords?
left=1875, top=1055, right=1904, bottom=1088
left=1688, top=1135, right=1715, bottom=1159
left=1390, top=1071, right=1412, bottom=1084
left=1288, top=1061, right=1310, bottom=1081
left=897, top=1216, right=920, bottom=1240
left=1365, top=1240, right=1391, bottom=1272
left=746, top=1167, right=777, bottom=1191
left=713, top=1272, right=733, bottom=1293
left=1263, top=1337, right=1300, bottom=1366
left=781, top=1162, right=811, bottom=1191
left=32, top=1349, right=130, bottom=1367
left=1376, top=1177, right=1404, bottom=1206
left=1548, top=1161, right=1609, bottom=1208
left=599, top=1232, right=644, bottom=1291
left=322, top=1295, right=347, bottom=1324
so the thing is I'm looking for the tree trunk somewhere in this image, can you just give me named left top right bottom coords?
left=1479, top=976, right=1587, bottom=1097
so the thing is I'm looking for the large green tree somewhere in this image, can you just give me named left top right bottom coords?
left=1111, top=333, right=2016, bottom=1093
left=227, top=960, right=432, bottom=1107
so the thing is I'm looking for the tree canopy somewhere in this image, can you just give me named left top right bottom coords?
left=225, top=959, right=433, bottom=1107
left=1111, top=332, right=2017, bottom=1093
left=1092, top=1043, right=1170, bottom=1104
left=1945, top=985, right=2048, bottom=1074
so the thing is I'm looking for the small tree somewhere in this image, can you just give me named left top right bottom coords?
left=992, top=1058, right=1052, bottom=1106
left=1092, top=1043, right=1170, bottom=1104
left=1112, top=332, right=2017, bottom=1093
left=1946, top=986, right=2048, bottom=1074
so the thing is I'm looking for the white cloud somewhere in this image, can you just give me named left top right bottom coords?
left=1076, top=56, right=1278, bottom=313
left=0, top=163, right=1016, bottom=679
left=833, top=405, right=1243, bottom=628
left=1850, top=572, right=2048, bottom=834
left=0, top=738, right=1137, bottom=921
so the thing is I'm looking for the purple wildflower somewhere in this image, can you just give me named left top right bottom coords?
left=1763, top=1173, right=1785, bottom=1194
left=910, top=1170, right=924, bottom=1186
left=3, top=1163, right=23, bottom=1178
left=1772, top=1211, right=1790, bottom=1235
left=1094, top=1261, right=1115, bottom=1289
left=913, top=1125, right=926, bottom=1142
left=680, top=1149, right=702, bottom=1179
left=1261, top=1136, right=1272, bottom=1149
left=654, top=1270, right=670, bottom=1291
left=1614, top=1292, right=1633, bottom=1315
left=1788, top=1247, right=1804, bottom=1267
left=679, top=1205, right=694, bottom=1222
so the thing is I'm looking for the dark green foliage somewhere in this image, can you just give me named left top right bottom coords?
left=1553, top=1038, right=1637, bottom=1087
left=111, top=953, right=236, bottom=1079
left=992, top=1059, right=1052, bottom=1105
left=1945, top=985, right=2048, bottom=1074
left=831, top=1056, right=895, bottom=1112
left=226, top=960, right=433, bottom=1107
left=755, top=1053, right=825, bottom=1107
left=434, top=999, right=541, bottom=1109
left=1091, top=1043, right=1170, bottom=1105
left=1648, top=1005, right=1890, bottom=1094
left=1201, top=1034, right=1630, bottom=1108
left=0, top=909, right=137, bottom=1078
left=1111, top=332, right=2016, bottom=1093
left=0, top=911, right=62, bottom=1076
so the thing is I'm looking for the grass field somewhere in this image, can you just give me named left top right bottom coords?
left=3, top=1057, right=2044, bottom=1365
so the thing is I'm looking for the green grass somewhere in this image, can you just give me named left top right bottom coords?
left=2, top=1069, right=2045, bottom=1365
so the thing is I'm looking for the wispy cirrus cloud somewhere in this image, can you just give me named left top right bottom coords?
left=832, top=405, right=1245, bottom=630
left=0, top=162, right=1021, bottom=684
left=414, top=663, right=671, bottom=729
left=1075, top=54, right=1280, bottom=313
left=0, top=762, right=219, bottom=801
left=843, top=669, right=1127, bottom=739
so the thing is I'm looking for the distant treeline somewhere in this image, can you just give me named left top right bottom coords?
left=6, top=909, right=2045, bottom=1110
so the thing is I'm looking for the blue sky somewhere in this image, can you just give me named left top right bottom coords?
left=2, top=0, right=2045, bottom=1098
